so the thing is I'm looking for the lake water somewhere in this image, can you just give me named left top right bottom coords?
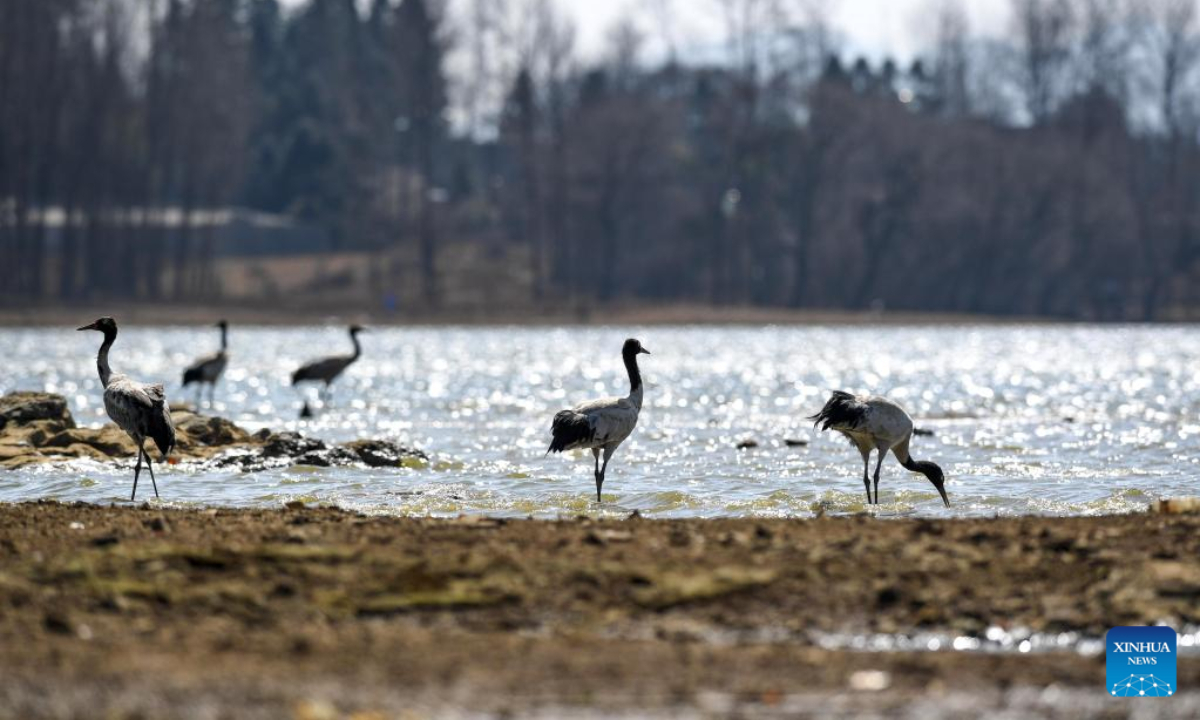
left=1, top=324, right=1197, bottom=517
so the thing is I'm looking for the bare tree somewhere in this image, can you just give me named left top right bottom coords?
left=1132, top=0, right=1200, bottom=137
left=1011, top=0, right=1077, bottom=123
left=928, top=0, right=973, bottom=117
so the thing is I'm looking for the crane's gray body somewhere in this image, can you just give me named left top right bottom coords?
left=548, top=339, right=650, bottom=502
left=811, top=391, right=948, bottom=507
left=78, top=317, right=176, bottom=501
left=292, top=326, right=363, bottom=396
left=104, top=373, right=175, bottom=461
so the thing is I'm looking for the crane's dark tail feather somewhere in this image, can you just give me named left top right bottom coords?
left=809, top=390, right=868, bottom=431
left=182, top=366, right=203, bottom=387
left=547, top=410, right=595, bottom=454
left=291, top=368, right=309, bottom=385
left=147, top=406, right=176, bottom=462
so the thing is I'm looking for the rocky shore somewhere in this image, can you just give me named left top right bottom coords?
left=0, top=391, right=426, bottom=472
left=0, top=503, right=1197, bottom=718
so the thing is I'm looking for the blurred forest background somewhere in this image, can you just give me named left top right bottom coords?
left=2, top=0, right=1200, bottom=320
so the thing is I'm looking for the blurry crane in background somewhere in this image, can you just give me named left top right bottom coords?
left=810, top=391, right=950, bottom=508
left=291, top=325, right=365, bottom=415
left=77, top=317, right=176, bottom=501
left=182, top=320, right=229, bottom=407
left=547, top=338, right=650, bottom=502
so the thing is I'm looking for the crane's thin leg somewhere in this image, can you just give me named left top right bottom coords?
left=873, top=449, right=888, bottom=505
left=598, top=446, right=615, bottom=503
left=145, top=451, right=160, bottom=499
left=131, top=449, right=143, bottom=502
left=592, top=448, right=602, bottom=502
left=861, top=450, right=872, bottom=504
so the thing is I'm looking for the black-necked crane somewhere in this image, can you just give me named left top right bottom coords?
left=810, top=391, right=949, bottom=507
left=77, top=317, right=177, bottom=501
left=182, top=320, right=229, bottom=406
left=291, top=324, right=365, bottom=403
left=547, top=338, right=650, bottom=502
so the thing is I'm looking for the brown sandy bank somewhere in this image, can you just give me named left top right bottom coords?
left=0, top=503, right=1197, bottom=718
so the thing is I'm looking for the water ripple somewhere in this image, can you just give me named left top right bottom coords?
left=2, top=324, right=1198, bottom=516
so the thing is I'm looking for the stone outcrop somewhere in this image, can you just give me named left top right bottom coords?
left=0, top=391, right=426, bottom=471
left=0, top=392, right=75, bottom=430
left=0, top=392, right=77, bottom=453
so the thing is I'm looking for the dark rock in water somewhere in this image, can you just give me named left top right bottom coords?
left=205, top=431, right=328, bottom=472
left=736, top=439, right=759, bottom=450
left=263, top=432, right=328, bottom=459
left=0, top=393, right=77, bottom=460
left=295, top=445, right=359, bottom=468
left=342, top=439, right=429, bottom=467
left=784, top=438, right=809, bottom=447
left=1, top=390, right=428, bottom=473
left=913, top=428, right=935, bottom=437
left=0, top=392, right=75, bottom=430
left=204, top=448, right=274, bottom=471
left=41, top=427, right=135, bottom=457
left=203, top=432, right=427, bottom=473
left=172, top=411, right=251, bottom=447
left=295, top=452, right=331, bottom=468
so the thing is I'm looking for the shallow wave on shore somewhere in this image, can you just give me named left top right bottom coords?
left=3, top=324, right=1199, bottom=516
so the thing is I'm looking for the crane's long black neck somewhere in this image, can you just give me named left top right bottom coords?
left=219, top=325, right=228, bottom=352
left=901, top=456, right=935, bottom=475
left=349, top=331, right=361, bottom=360
left=901, top=455, right=949, bottom=507
left=96, top=328, right=116, bottom=388
left=622, top=348, right=642, bottom=394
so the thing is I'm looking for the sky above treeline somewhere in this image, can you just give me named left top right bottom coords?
left=277, top=0, right=1011, bottom=63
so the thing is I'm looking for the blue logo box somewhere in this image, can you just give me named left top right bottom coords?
left=1107, top=626, right=1176, bottom=698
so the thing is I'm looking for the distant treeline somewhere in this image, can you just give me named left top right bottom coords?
left=2, top=0, right=1200, bottom=319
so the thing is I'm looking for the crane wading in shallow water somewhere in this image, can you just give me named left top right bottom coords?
left=77, top=317, right=177, bottom=501
left=810, top=391, right=949, bottom=507
left=291, top=325, right=365, bottom=406
left=181, top=320, right=229, bottom=406
left=547, top=338, right=650, bottom=502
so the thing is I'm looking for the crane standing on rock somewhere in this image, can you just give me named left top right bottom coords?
left=291, top=325, right=365, bottom=408
left=547, top=338, right=650, bottom=503
left=77, top=317, right=176, bottom=501
left=810, top=391, right=949, bottom=507
left=182, top=320, right=229, bottom=407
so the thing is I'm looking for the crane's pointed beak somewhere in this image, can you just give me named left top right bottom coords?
left=76, top=322, right=97, bottom=331
left=639, top=347, right=650, bottom=355
left=934, top=481, right=950, bottom=508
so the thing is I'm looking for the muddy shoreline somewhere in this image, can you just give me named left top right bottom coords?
left=1, top=503, right=1197, bottom=718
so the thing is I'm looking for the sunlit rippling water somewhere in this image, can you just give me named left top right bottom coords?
left=2, top=324, right=1198, bottom=517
